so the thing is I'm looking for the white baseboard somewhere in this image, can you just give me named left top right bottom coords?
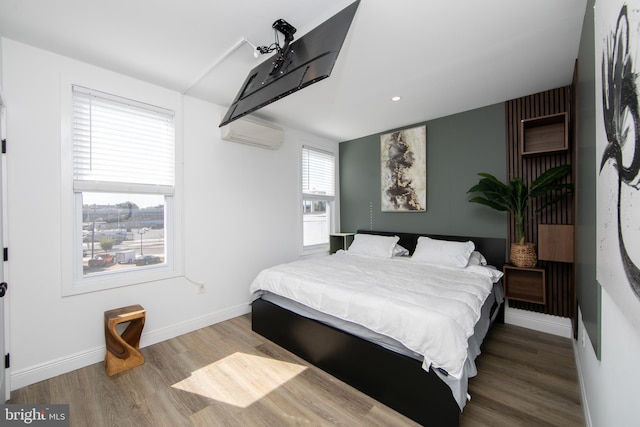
left=572, top=339, right=593, bottom=427
left=504, top=306, right=573, bottom=338
left=10, top=303, right=251, bottom=390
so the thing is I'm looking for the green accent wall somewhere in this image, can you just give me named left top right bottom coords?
left=576, top=0, right=601, bottom=359
left=339, top=103, right=507, bottom=238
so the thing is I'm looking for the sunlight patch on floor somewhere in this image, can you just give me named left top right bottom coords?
left=172, top=352, right=307, bottom=408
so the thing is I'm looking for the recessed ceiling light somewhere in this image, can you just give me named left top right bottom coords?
left=391, top=96, right=401, bottom=102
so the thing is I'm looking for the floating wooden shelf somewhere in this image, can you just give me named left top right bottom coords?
left=538, top=224, right=574, bottom=263
left=520, top=112, right=568, bottom=156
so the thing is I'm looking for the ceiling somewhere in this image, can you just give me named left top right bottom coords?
left=0, top=0, right=587, bottom=141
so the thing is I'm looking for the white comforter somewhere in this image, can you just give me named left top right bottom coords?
left=249, top=251, right=503, bottom=379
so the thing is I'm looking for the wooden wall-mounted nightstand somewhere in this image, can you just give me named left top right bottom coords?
left=503, top=265, right=546, bottom=305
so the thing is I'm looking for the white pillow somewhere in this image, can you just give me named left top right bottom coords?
left=347, top=234, right=400, bottom=258
left=467, top=251, right=488, bottom=266
left=411, top=236, right=475, bottom=268
left=393, top=244, right=410, bottom=257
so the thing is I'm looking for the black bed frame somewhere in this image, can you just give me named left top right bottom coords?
left=252, top=230, right=506, bottom=426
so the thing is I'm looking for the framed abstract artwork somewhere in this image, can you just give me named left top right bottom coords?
left=380, top=125, right=426, bottom=212
left=596, top=0, right=640, bottom=329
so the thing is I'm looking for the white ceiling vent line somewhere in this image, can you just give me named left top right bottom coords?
left=220, top=117, right=284, bottom=149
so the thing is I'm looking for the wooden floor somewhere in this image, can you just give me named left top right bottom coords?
left=9, top=314, right=584, bottom=426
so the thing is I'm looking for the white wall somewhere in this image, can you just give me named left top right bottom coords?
left=0, top=39, right=3, bottom=89
left=1, top=38, right=337, bottom=390
left=576, top=290, right=640, bottom=427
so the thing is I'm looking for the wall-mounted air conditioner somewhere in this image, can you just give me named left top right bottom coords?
left=220, top=117, right=284, bottom=149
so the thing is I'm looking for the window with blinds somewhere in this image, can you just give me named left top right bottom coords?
left=302, top=147, right=335, bottom=197
left=72, top=85, right=175, bottom=191
left=72, top=85, right=175, bottom=279
left=302, top=146, right=335, bottom=250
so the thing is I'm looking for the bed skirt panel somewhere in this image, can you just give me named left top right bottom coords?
left=252, top=298, right=460, bottom=426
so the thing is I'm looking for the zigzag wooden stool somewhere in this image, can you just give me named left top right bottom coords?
left=104, top=304, right=146, bottom=376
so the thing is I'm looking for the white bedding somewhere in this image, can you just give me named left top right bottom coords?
left=249, top=251, right=503, bottom=380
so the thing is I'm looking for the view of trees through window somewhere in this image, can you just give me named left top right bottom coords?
left=82, top=193, right=165, bottom=275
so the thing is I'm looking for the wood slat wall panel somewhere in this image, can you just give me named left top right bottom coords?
left=505, top=87, right=575, bottom=318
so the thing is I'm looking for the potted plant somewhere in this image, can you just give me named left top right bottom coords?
left=467, top=164, right=573, bottom=267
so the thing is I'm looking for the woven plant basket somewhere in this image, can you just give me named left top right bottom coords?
left=510, top=243, right=537, bottom=268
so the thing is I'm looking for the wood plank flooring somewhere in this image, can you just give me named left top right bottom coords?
left=9, top=315, right=584, bottom=426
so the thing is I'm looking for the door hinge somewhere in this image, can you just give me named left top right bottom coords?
left=1, top=139, right=5, bottom=154
left=4, top=353, right=9, bottom=369
left=3, top=248, right=7, bottom=262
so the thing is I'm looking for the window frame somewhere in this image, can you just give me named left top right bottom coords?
left=301, top=145, right=336, bottom=254
left=60, top=76, right=183, bottom=296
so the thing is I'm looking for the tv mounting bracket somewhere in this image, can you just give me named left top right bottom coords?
left=256, top=18, right=297, bottom=76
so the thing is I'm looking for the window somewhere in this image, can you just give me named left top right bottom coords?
left=71, top=85, right=175, bottom=283
left=302, top=146, right=335, bottom=250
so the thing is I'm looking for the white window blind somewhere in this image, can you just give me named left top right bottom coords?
left=72, top=85, right=175, bottom=193
left=302, top=146, right=335, bottom=197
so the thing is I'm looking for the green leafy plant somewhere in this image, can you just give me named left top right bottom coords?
left=99, top=236, right=115, bottom=253
left=467, top=164, right=573, bottom=244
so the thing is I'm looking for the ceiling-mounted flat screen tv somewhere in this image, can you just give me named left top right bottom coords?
left=219, top=1, right=360, bottom=127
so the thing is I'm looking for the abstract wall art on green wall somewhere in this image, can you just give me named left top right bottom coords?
left=380, top=125, right=427, bottom=212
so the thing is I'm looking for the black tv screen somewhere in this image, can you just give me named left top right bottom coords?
left=219, top=1, right=360, bottom=127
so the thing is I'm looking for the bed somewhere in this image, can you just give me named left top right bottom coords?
left=250, top=230, right=506, bottom=426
